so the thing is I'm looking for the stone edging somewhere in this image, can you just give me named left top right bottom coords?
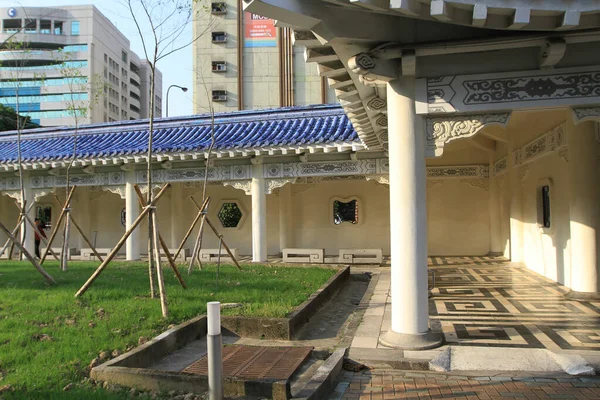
left=222, top=266, right=351, bottom=339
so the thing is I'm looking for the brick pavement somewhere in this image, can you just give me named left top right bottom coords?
left=330, top=370, right=600, bottom=400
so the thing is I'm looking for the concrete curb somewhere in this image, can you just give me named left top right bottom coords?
left=292, top=348, right=346, bottom=400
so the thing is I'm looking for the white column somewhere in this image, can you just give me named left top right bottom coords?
left=380, top=77, right=441, bottom=349
left=77, top=188, right=90, bottom=251
left=507, top=134, right=524, bottom=262
left=489, top=155, right=503, bottom=254
left=125, top=171, right=140, bottom=261
left=21, top=174, right=35, bottom=256
left=251, top=163, right=267, bottom=262
left=568, top=121, right=600, bottom=295
left=278, top=183, right=292, bottom=252
left=170, top=183, right=183, bottom=248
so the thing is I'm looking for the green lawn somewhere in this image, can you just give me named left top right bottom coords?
left=0, top=261, right=335, bottom=399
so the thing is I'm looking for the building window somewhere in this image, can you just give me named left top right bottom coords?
left=121, top=50, right=127, bottom=63
left=24, top=19, right=36, bottom=33
left=71, top=21, right=80, bottom=35
left=333, top=198, right=359, bottom=225
left=218, top=202, right=243, bottom=228
left=212, top=90, right=227, bottom=101
left=54, top=21, right=63, bottom=35
left=538, top=185, right=551, bottom=229
left=40, top=20, right=51, bottom=34
left=211, top=2, right=227, bottom=14
left=212, top=61, right=227, bottom=72
left=3, top=19, right=21, bottom=33
left=36, top=205, right=52, bottom=230
left=211, top=31, right=227, bottom=43
left=104, top=53, right=108, bottom=63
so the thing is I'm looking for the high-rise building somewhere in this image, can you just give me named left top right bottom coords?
left=0, top=5, right=162, bottom=127
left=192, top=0, right=336, bottom=113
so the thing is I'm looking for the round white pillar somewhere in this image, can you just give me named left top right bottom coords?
left=380, top=77, right=441, bottom=350
left=567, top=121, right=600, bottom=296
left=278, top=183, right=292, bottom=253
left=251, top=163, right=267, bottom=262
left=170, top=183, right=183, bottom=248
left=21, top=174, right=35, bottom=256
left=125, top=172, right=140, bottom=261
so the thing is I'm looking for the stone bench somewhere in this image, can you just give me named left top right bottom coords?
left=339, top=249, right=383, bottom=264
left=81, top=248, right=114, bottom=261
left=50, top=247, right=77, bottom=260
left=283, top=248, right=324, bottom=263
left=199, top=248, right=239, bottom=263
left=160, top=248, right=189, bottom=262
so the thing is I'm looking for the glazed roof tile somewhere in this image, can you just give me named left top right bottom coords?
left=0, top=104, right=360, bottom=163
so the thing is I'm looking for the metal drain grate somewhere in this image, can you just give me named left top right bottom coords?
left=182, top=345, right=313, bottom=380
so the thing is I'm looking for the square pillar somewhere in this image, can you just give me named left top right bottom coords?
left=278, top=183, right=292, bottom=252
left=380, top=76, right=441, bottom=350
left=566, top=121, right=600, bottom=297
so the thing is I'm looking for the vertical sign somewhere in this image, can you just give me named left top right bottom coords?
left=244, top=12, right=277, bottom=47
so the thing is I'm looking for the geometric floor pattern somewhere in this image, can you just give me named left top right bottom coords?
left=428, top=257, right=600, bottom=351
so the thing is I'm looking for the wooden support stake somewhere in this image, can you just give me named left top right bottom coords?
left=52, top=194, right=104, bottom=262
left=151, top=209, right=169, bottom=318
left=188, top=211, right=207, bottom=274
left=75, top=183, right=171, bottom=298
left=132, top=185, right=187, bottom=289
left=174, top=196, right=210, bottom=261
left=0, top=219, right=55, bottom=284
left=2, top=202, right=33, bottom=259
left=40, top=186, right=77, bottom=264
left=190, top=197, right=242, bottom=271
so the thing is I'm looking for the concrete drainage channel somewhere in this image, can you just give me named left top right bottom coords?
left=91, top=266, right=352, bottom=399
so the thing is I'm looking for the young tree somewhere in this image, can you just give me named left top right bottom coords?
left=53, top=50, right=105, bottom=271
left=120, top=0, right=215, bottom=315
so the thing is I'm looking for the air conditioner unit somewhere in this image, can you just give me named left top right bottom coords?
left=211, top=2, right=227, bottom=15
left=212, top=90, right=227, bottom=101
left=211, top=32, right=227, bottom=43
left=212, top=61, right=227, bottom=72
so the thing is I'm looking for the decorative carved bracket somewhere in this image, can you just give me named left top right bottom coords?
left=572, top=107, right=600, bottom=124
left=33, top=188, right=55, bottom=202
left=266, top=178, right=296, bottom=195
left=102, top=186, right=126, bottom=200
left=365, top=174, right=390, bottom=189
left=348, top=52, right=400, bottom=83
left=426, top=113, right=511, bottom=157
left=223, top=180, right=252, bottom=196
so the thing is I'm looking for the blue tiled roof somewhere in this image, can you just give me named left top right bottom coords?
left=0, top=104, right=359, bottom=163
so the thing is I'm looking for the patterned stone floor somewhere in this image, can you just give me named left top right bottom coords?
left=353, top=256, right=600, bottom=352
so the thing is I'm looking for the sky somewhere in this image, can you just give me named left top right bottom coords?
left=1, top=0, right=196, bottom=117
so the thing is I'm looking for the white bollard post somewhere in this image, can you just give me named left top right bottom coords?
left=207, top=301, right=223, bottom=400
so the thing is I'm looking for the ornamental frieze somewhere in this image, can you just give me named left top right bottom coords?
left=417, top=67, right=600, bottom=114
left=512, top=123, right=567, bottom=167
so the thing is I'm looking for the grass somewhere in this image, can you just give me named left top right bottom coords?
left=0, top=261, right=335, bottom=399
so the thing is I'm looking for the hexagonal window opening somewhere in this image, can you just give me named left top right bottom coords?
left=218, top=202, right=243, bottom=228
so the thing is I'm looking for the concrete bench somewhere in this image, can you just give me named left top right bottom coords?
left=199, top=248, right=239, bottom=263
left=339, top=249, right=383, bottom=264
left=50, top=247, right=76, bottom=260
left=283, top=248, right=324, bottom=263
left=160, top=248, right=189, bottom=262
left=81, top=248, right=114, bottom=261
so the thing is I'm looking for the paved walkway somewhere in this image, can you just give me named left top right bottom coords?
left=330, top=369, right=600, bottom=399
left=352, top=257, right=600, bottom=352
